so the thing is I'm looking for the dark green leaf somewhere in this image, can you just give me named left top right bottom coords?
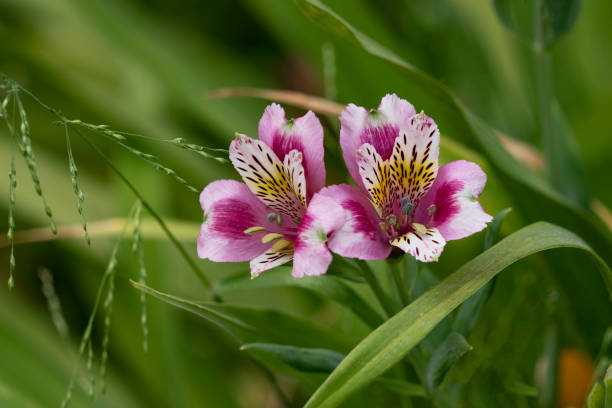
left=505, top=381, right=539, bottom=398
left=132, top=281, right=354, bottom=352
left=213, top=267, right=384, bottom=328
left=241, top=343, right=345, bottom=373
left=424, top=332, right=472, bottom=394
left=493, top=0, right=580, bottom=48
left=453, top=208, right=512, bottom=335
left=302, top=222, right=612, bottom=408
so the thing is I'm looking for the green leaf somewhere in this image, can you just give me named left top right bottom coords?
left=424, top=332, right=472, bottom=394
left=494, top=0, right=580, bottom=48
left=505, top=381, right=539, bottom=398
left=241, top=343, right=426, bottom=397
left=213, top=267, right=384, bottom=328
left=588, top=382, right=605, bottom=408
left=453, top=208, right=512, bottom=335
left=302, top=222, right=612, bottom=408
left=294, top=0, right=612, bottom=270
left=241, top=343, right=345, bottom=373
left=605, top=363, right=612, bottom=408
left=536, top=326, right=559, bottom=408
left=132, top=281, right=354, bottom=352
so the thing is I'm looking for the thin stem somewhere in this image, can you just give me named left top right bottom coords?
left=354, top=259, right=395, bottom=318
left=388, top=258, right=409, bottom=309
left=0, top=74, right=210, bottom=290
left=74, top=128, right=210, bottom=289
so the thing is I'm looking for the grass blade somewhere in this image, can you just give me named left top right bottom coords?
left=303, top=222, right=612, bottom=408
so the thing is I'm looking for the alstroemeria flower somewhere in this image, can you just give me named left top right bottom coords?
left=197, top=104, right=330, bottom=277
left=311, top=94, right=493, bottom=262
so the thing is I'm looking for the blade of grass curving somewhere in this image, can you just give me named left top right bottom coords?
left=0, top=73, right=210, bottom=289
left=213, top=267, right=384, bottom=328
left=293, top=0, right=612, bottom=269
left=65, top=124, right=90, bottom=245
left=424, top=332, right=472, bottom=394
left=303, top=222, right=612, bottom=408
left=131, top=280, right=354, bottom=353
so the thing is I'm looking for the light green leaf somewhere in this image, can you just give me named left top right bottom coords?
left=505, top=381, right=539, bottom=398
left=214, top=267, right=384, bottom=328
left=302, top=222, right=612, bottom=408
left=587, top=382, right=605, bottom=408
left=424, top=332, right=472, bottom=394
left=605, top=363, right=612, bottom=408
left=132, top=281, right=354, bottom=352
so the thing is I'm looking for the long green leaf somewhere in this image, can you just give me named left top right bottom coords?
left=294, top=0, right=612, bottom=269
left=424, top=332, right=472, bottom=394
left=132, top=281, right=353, bottom=352
left=303, top=222, right=612, bottom=408
left=214, top=267, right=384, bottom=328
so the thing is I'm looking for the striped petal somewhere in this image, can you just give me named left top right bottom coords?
left=340, top=94, right=416, bottom=191
left=230, top=134, right=306, bottom=224
left=258, top=104, right=325, bottom=199
left=356, top=143, right=393, bottom=217
left=250, top=245, right=294, bottom=278
left=389, top=112, right=439, bottom=208
left=391, top=224, right=445, bottom=262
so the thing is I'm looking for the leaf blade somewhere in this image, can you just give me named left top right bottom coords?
left=303, top=222, right=612, bottom=408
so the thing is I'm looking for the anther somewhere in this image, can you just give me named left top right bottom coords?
left=244, top=226, right=266, bottom=235
left=401, top=197, right=414, bottom=216
left=261, top=233, right=283, bottom=244
left=428, top=204, right=436, bottom=216
left=267, top=212, right=278, bottom=223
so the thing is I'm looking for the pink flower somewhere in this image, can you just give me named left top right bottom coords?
left=197, top=104, right=335, bottom=277
left=309, top=94, right=493, bottom=263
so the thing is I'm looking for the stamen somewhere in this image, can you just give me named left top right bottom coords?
left=267, top=212, right=277, bottom=223
left=386, top=214, right=397, bottom=226
left=243, top=226, right=265, bottom=235
left=261, top=232, right=283, bottom=244
left=428, top=204, right=436, bottom=216
left=269, top=238, right=292, bottom=252
left=401, top=197, right=414, bottom=216
left=413, top=223, right=428, bottom=235
left=379, top=222, right=387, bottom=232
left=276, top=213, right=282, bottom=227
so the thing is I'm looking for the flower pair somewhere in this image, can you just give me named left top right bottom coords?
left=198, top=95, right=492, bottom=278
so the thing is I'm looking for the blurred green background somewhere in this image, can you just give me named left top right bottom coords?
left=0, top=0, right=611, bottom=406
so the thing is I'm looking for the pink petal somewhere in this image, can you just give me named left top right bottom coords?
left=258, top=104, right=325, bottom=200
left=198, top=180, right=274, bottom=262
left=414, top=160, right=493, bottom=241
left=389, top=112, right=440, bottom=208
left=293, top=194, right=346, bottom=278
left=319, top=184, right=391, bottom=260
left=340, top=94, right=415, bottom=191
left=229, top=134, right=306, bottom=224
left=391, top=225, right=446, bottom=262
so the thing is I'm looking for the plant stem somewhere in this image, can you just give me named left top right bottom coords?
left=387, top=258, right=409, bottom=309
left=1, top=73, right=210, bottom=290
left=354, top=259, right=395, bottom=318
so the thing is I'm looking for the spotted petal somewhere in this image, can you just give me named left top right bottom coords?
left=391, top=224, right=445, bottom=262
left=389, top=112, right=439, bottom=208
left=414, top=160, right=492, bottom=241
left=258, top=104, right=325, bottom=199
left=340, top=94, right=416, bottom=191
left=283, top=149, right=307, bottom=207
left=356, top=143, right=393, bottom=216
left=250, top=244, right=294, bottom=278
left=230, top=134, right=306, bottom=224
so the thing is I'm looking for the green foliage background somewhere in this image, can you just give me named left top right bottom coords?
left=0, top=0, right=611, bottom=406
